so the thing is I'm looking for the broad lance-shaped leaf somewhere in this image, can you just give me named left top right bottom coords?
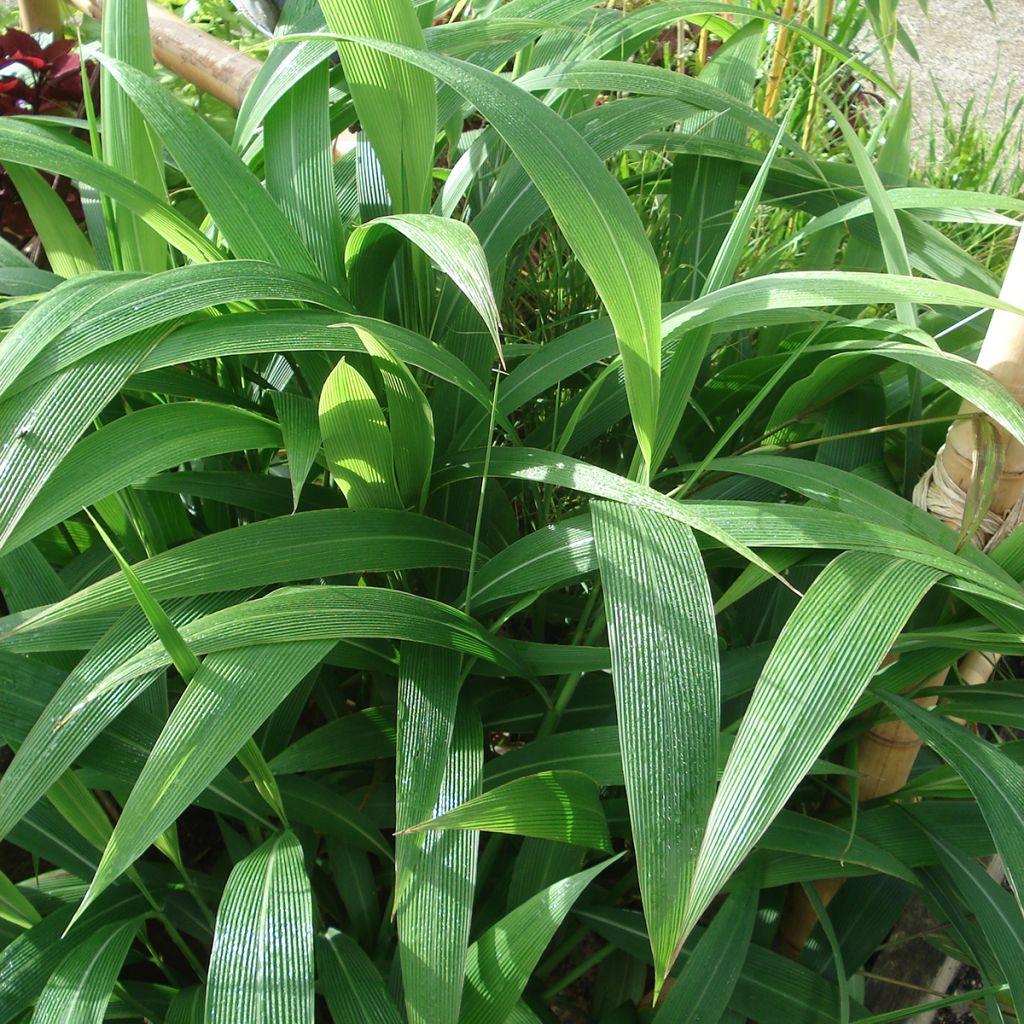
left=460, top=855, right=620, bottom=1024
left=318, top=0, right=435, bottom=215
left=99, top=0, right=168, bottom=275
left=269, top=706, right=396, bottom=775
left=355, top=325, right=434, bottom=510
left=30, top=919, right=139, bottom=1024
left=396, top=665, right=480, bottom=1024
left=319, top=357, right=403, bottom=509
left=95, top=55, right=320, bottom=277
left=0, top=326, right=167, bottom=558
left=684, top=553, right=941, bottom=945
left=206, top=832, right=314, bottom=1024
left=318, top=929, right=402, bottom=1024
left=345, top=38, right=662, bottom=471
left=918, top=822, right=1024, bottom=1014
left=0, top=889, right=149, bottom=1024
left=72, top=640, right=333, bottom=922
left=653, top=870, right=758, bottom=1023
left=4, top=509, right=473, bottom=639
left=404, top=770, right=611, bottom=852
left=592, top=499, right=718, bottom=989
left=878, top=688, right=1024, bottom=911
left=270, top=392, right=321, bottom=511
left=3, top=164, right=97, bottom=279
left=346, top=215, right=501, bottom=357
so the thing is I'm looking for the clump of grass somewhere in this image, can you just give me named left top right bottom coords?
left=1, top=2, right=1023, bottom=1022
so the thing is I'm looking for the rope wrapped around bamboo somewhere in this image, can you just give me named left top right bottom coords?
left=777, top=226, right=1024, bottom=959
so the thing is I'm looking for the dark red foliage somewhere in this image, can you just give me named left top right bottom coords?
left=0, top=28, right=96, bottom=254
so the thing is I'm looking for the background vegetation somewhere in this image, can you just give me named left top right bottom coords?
left=1, top=0, right=1024, bottom=1021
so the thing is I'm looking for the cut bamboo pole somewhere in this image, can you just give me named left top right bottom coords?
left=777, top=227, right=1024, bottom=958
left=65, top=0, right=261, bottom=109
left=19, top=0, right=64, bottom=35
left=763, top=0, right=796, bottom=120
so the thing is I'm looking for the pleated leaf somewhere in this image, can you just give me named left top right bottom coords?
left=318, top=0, right=436, bottom=214
left=3, top=165, right=97, bottom=278
left=95, top=55, right=319, bottom=276
left=685, top=553, right=941, bottom=943
left=355, top=325, right=434, bottom=509
left=460, top=855, right=619, bottom=1024
left=264, top=61, right=346, bottom=290
left=99, top=0, right=168, bottom=274
left=270, top=393, right=322, bottom=511
left=879, top=688, right=1024, bottom=910
left=74, top=640, right=333, bottom=921
left=592, top=499, right=718, bottom=987
left=346, top=38, right=662, bottom=470
left=30, top=919, right=139, bottom=1024
left=397, top=672, right=481, bottom=1024
left=346, top=215, right=500, bottom=356
left=653, top=870, right=758, bottom=1023
left=319, top=358, right=404, bottom=509
left=269, top=707, right=396, bottom=775
left=921, top=824, right=1024, bottom=1014
left=318, top=930, right=402, bottom=1024
left=205, top=832, right=314, bottom=1023
left=405, top=770, right=611, bottom=851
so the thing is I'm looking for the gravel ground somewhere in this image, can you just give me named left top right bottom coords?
left=888, top=0, right=1024, bottom=143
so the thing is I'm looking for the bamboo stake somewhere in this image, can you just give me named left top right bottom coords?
left=800, top=0, right=834, bottom=152
left=763, top=0, right=796, bottom=120
left=19, top=0, right=64, bottom=35
left=66, top=0, right=261, bottom=109
left=777, top=228, right=1024, bottom=957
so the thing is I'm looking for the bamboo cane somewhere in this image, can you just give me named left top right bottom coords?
left=66, top=0, right=261, bottom=109
left=777, top=227, right=1024, bottom=957
left=763, top=0, right=796, bottom=120
left=19, top=0, right=64, bottom=35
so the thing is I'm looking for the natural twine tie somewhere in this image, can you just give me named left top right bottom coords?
left=912, top=442, right=1024, bottom=553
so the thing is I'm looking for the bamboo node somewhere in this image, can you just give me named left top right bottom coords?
left=912, top=444, right=1024, bottom=552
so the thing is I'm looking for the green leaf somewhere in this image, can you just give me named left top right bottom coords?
left=99, top=0, right=169, bottom=274
left=653, top=871, right=758, bottom=1023
left=346, top=215, right=500, bottom=356
left=685, top=553, right=940, bottom=943
left=0, top=868, right=40, bottom=929
left=318, top=928, right=402, bottom=1024
left=397, top=681, right=481, bottom=1024
left=206, top=832, right=314, bottom=1023
left=4, top=509, right=472, bottom=640
left=0, top=890, right=149, bottom=1024
left=270, top=393, right=323, bottom=511
left=460, top=855, right=619, bottom=1024
left=405, top=770, right=611, bottom=851
left=95, top=55, right=320, bottom=277
left=319, top=357, right=404, bottom=509
left=343, top=37, right=662, bottom=471
left=0, top=326, right=167, bottom=558
left=591, top=500, right=718, bottom=986
left=269, top=707, right=396, bottom=775
left=2, top=165, right=97, bottom=279
left=354, top=325, right=435, bottom=509
left=265, top=61, right=346, bottom=290
left=73, top=641, right=332, bottom=921
left=29, top=919, right=139, bottom=1024
left=878, top=688, right=1024, bottom=911
left=0, top=120, right=220, bottom=264
left=919, top=823, right=1024, bottom=1015
left=4, top=403, right=281, bottom=554
left=317, top=0, right=436, bottom=214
